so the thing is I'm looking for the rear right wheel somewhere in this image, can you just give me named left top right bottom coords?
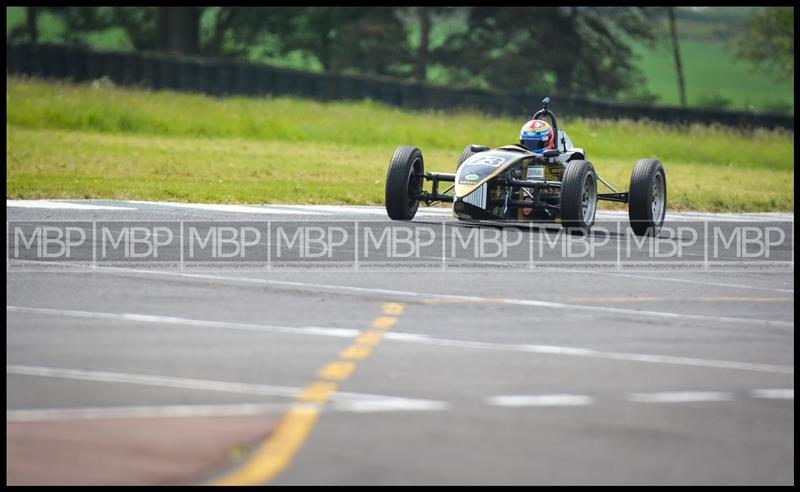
left=628, top=159, right=667, bottom=236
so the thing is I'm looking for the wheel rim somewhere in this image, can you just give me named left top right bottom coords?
left=651, top=172, right=665, bottom=223
left=407, top=157, right=422, bottom=213
left=582, top=173, right=597, bottom=224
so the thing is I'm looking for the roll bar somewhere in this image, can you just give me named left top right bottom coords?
left=531, top=96, right=565, bottom=151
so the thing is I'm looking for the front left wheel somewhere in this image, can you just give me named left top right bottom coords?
left=385, top=145, right=424, bottom=220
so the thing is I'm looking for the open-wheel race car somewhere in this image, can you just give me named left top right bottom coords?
left=384, top=97, right=667, bottom=236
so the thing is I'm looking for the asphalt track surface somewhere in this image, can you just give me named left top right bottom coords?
left=6, top=200, right=795, bottom=485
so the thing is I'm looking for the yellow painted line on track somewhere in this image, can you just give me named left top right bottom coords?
left=210, top=302, right=404, bottom=486
left=372, top=316, right=398, bottom=329
left=339, top=344, right=372, bottom=360
left=382, top=303, right=405, bottom=315
left=356, top=331, right=384, bottom=346
left=317, top=361, right=356, bottom=381
left=297, top=381, right=338, bottom=403
left=211, top=406, right=320, bottom=486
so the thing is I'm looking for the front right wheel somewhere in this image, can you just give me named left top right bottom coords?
left=385, top=145, right=424, bottom=220
left=628, top=159, right=667, bottom=236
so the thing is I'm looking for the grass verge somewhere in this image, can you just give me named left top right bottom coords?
left=6, top=77, right=795, bottom=211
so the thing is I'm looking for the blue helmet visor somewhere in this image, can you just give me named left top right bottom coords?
left=521, top=136, right=548, bottom=152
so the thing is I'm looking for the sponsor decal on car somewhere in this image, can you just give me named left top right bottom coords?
left=527, top=166, right=545, bottom=179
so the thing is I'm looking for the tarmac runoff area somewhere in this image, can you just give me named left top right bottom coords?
left=5, top=200, right=795, bottom=485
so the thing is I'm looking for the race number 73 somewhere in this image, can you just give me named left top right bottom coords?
left=467, top=155, right=506, bottom=167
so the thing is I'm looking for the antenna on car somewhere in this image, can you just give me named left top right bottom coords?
left=542, top=96, right=550, bottom=110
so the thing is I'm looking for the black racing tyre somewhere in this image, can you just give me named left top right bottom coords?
left=385, top=145, right=424, bottom=220
left=628, top=159, right=667, bottom=236
left=560, top=160, right=597, bottom=234
left=456, top=144, right=486, bottom=171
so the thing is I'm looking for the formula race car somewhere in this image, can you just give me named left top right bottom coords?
left=384, top=97, right=667, bottom=236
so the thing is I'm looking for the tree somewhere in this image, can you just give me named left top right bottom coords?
left=433, top=7, right=658, bottom=98
left=667, top=7, right=687, bottom=107
left=402, top=6, right=455, bottom=83
left=156, top=7, right=201, bottom=54
left=431, top=7, right=551, bottom=91
left=732, top=7, right=793, bottom=81
left=58, top=7, right=199, bottom=54
left=334, top=8, right=413, bottom=76
left=38, top=7, right=413, bottom=74
left=26, top=7, right=38, bottom=44
left=262, top=7, right=412, bottom=76
left=7, top=7, right=66, bottom=44
left=60, top=7, right=159, bottom=51
left=415, top=7, right=431, bottom=82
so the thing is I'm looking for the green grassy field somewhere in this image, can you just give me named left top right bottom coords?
left=6, top=77, right=795, bottom=211
left=631, top=39, right=794, bottom=112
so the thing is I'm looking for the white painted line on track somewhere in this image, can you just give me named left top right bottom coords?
left=750, top=389, right=794, bottom=400
left=6, top=403, right=294, bottom=421
left=6, top=364, right=299, bottom=398
left=7, top=305, right=359, bottom=339
left=5, top=365, right=447, bottom=411
left=516, top=345, right=793, bottom=374
left=174, top=204, right=791, bottom=221
left=6, top=200, right=137, bottom=210
left=597, top=211, right=794, bottom=222
left=5, top=398, right=447, bottom=422
left=11, top=256, right=793, bottom=296
left=626, top=391, right=735, bottom=403
left=334, top=399, right=449, bottom=413
left=124, top=201, right=327, bottom=215
left=8, top=306, right=793, bottom=374
left=295, top=205, right=453, bottom=216
left=488, top=390, right=795, bottom=408
left=558, top=270, right=794, bottom=294
left=487, top=395, right=594, bottom=407
left=49, top=265, right=792, bottom=328
left=9, top=388, right=791, bottom=423
left=10, top=200, right=790, bottom=221
left=406, top=334, right=793, bottom=374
